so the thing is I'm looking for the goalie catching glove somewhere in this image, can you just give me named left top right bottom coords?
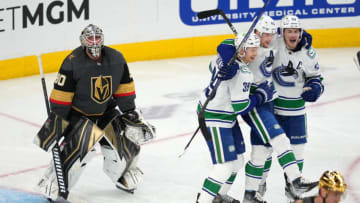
left=121, top=108, right=156, bottom=145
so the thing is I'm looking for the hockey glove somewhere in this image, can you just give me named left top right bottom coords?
left=122, top=109, right=141, bottom=124
left=121, top=109, right=156, bottom=145
left=301, top=78, right=324, bottom=102
left=254, top=81, right=275, bottom=106
left=216, top=63, right=239, bottom=81
left=299, top=30, right=312, bottom=49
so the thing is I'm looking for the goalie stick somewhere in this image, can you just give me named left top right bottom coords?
left=180, top=0, right=271, bottom=156
left=37, top=55, right=69, bottom=200
left=354, top=50, right=360, bottom=71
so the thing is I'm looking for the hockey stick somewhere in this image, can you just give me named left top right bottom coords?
left=198, top=1, right=270, bottom=140
left=198, top=9, right=238, bottom=36
left=354, top=50, right=360, bottom=72
left=37, top=55, right=69, bottom=200
left=178, top=126, right=200, bottom=158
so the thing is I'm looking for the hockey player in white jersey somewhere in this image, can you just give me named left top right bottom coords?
left=239, top=15, right=279, bottom=203
left=238, top=15, right=319, bottom=203
left=195, top=32, right=276, bottom=203
left=256, top=15, right=325, bottom=202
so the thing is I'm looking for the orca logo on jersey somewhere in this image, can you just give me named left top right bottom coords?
left=91, top=76, right=112, bottom=104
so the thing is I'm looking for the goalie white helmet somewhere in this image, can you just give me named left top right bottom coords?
left=235, top=32, right=260, bottom=51
left=80, top=24, right=104, bottom=58
left=280, top=15, right=303, bottom=38
left=255, top=15, right=277, bottom=36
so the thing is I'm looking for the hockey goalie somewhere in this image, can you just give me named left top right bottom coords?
left=33, top=24, right=155, bottom=202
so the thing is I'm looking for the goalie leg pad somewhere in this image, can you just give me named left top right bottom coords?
left=36, top=117, right=103, bottom=199
left=101, top=144, right=127, bottom=184
left=102, top=115, right=141, bottom=167
left=36, top=160, right=58, bottom=199
left=61, top=117, right=104, bottom=174
left=36, top=146, right=97, bottom=199
left=101, top=115, right=143, bottom=191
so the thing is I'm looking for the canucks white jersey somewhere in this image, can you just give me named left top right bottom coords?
left=271, top=36, right=322, bottom=116
left=248, top=46, right=278, bottom=100
left=198, top=55, right=254, bottom=128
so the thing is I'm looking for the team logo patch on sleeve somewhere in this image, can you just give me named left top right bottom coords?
left=307, top=47, right=316, bottom=59
left=91, top=76, right=112, bottom=104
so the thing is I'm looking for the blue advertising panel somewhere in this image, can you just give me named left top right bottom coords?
left=180, top=0, right=360, bottom=26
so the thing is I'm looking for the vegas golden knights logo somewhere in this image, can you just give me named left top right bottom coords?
left=91, top=76, right=112, bottom=104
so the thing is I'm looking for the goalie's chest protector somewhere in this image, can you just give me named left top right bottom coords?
left=71, top=47, right=125, bottom=115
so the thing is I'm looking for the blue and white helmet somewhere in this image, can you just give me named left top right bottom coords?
left=280, top=15, right=303, bottom=37
left=255, top=15, right=277, bottom=36
left=235, top=32, right=260, bottom=50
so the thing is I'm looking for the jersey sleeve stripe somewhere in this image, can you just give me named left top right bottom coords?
left=114, top=81, right=135, bottom=96
left=49, top=89, right=74, bottom=104
left=50, top=98, right=72, bottom=105
left=114, top=91, right=135, bottom=97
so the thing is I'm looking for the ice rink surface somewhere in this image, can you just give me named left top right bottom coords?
left=0, top=47, right=360, bottom=203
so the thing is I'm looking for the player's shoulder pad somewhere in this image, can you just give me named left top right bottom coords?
left=306, top=46, right=317, bottom=59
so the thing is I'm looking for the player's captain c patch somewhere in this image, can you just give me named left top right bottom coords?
left=91, top=76, right=112, bottom=104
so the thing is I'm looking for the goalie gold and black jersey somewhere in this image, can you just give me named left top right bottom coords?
left=49, top=46, right=136, bottom=120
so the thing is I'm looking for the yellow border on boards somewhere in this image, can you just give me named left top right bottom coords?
left=1, top=27, right=359, bottom=80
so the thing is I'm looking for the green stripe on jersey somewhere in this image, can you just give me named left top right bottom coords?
left=274, top=98, right=305, bottom=109
left=197, top=104, right=237, bottom=121
left=232, top=100, right=250, bottom=113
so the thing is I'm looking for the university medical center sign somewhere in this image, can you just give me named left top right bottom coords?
left=180, top=0, right=360, bottom=26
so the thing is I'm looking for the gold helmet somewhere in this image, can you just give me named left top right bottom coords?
left=319, top=171, right=347, bottom=193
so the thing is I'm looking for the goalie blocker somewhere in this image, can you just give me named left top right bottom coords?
left=34, top=108, right=155, bottom=199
